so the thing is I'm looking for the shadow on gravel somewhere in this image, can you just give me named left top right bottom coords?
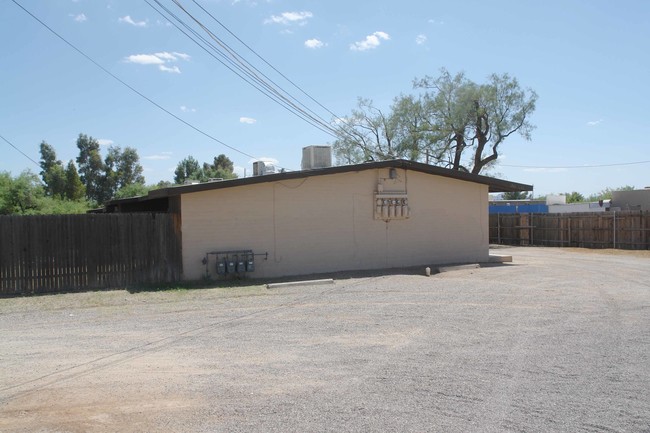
left=127, top=261, right=518, bottom=294
left=2, top=261, right=517, bottom=298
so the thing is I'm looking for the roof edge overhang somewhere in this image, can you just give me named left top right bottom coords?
left=106, top=159, right=532, bottom=208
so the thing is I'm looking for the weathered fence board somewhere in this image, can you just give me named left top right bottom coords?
left=0, top=213, right=182, bottom=296
left=490, top=211, right=650, bottom=250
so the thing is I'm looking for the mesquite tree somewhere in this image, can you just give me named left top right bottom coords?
left=332, top=69, right=537, bottom=175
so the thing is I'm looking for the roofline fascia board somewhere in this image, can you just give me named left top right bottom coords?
left=107, top=159, right=532, bottom=207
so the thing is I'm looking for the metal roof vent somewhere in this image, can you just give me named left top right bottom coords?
left=301, top=145, right=332, bottom=170
left=253, top=161, right=266, bottom=176
left=253, top=161, right=277, bottom=176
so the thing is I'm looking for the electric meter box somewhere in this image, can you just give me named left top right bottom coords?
left=226, top=259, right=236, bottom=274
left=246, top=258, right=255, bottom=272
left=216, top=260, right=226, bottom=275
left=236, top=258, right=246, bottom=273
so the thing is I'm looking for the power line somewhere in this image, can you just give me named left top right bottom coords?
left=9, top=0, right=274, bottom=167
left=146, top=0, right=339, bottom=139
left=0, top=134, right=40, bottom=168
left=501, top=160, right=650, bottom=169
left=171, top=0, right=338, bottom=128
left=188, top=0, right=342, bottom=121
left=154, top=0, right=343, bottom=138
left=153, top=0, right=384, bottom=159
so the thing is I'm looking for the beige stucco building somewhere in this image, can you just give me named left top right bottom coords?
left=611, top=188, right=650, bottom=211
left=107, top=160, right=531, bottom=280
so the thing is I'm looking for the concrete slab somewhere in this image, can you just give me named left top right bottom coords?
left=488, top=254, right=513, bottom=263
left=437, top=263, right=480, bottom=273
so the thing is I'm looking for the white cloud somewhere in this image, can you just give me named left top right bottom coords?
left=265, top=11, right=313, bottom=26
left=159, top=65, right=181, bottom=74
left=143, top=154, right=172, bottom=160
left=428, top=19, right=444, bottom=25
left=155, top=52, right=178, bottom=61
left=125, top=54, right=164, bottom=65
left=249, top=157, right=279, bottom=165
left=415, top=34, right=427, bottom=45
left=240, top=117, right=257, bottom=124
left=72, top=13, right=87, bottom=22
left=118, top=15, right=147, bottom=27
left=180, top=106, right=197, bottom=113
left=350, top=31, right=390, bottom=51
left=304, top=38, right=325, bottom=49
left=171, top=52, right=191, bottom=61
left=124, top=51, right=190, bottom=73
left=234, top=165, right=246, bottom=178
left=145, top=52, right=191, bottom=63
left=587, top=119, right=603, bottom=126
left=97, top=139, right=114, bottom=146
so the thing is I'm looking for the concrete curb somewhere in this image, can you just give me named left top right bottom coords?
left=266, top=278, right=335, bottom=289
left=437, top=263, right=480, bottom=273
left=488, top=254, right=513, bottom=263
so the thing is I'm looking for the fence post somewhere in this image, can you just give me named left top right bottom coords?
left=531, top=213, right=534, bottom=246
left=613, top=211, right=616, bottom=249
left=497, top=214, right=501, bottom=244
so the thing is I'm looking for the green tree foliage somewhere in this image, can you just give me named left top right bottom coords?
left=564, top=191, right=585, bottom=203
left=174, top=154, right=237, bottom=184
left=155, top=180, right=173, bottom=188
left=502, top=191, right=530, bottom=200
left=37, top=197, right=93, bottom=214
left=0, top=170, right=91, bottom=215
left=39, top=141, right=67, bottom=198
left=76, top=134, right=106, bottom=204
left=112, top=180, right=175, bottom=200
left=332, top=69, right=537, bottom=174
left=75, top=134, right=146, bottom=204
left=113, top=183, right=152, bottom=199
left=332, top=97, right=399, bottom=163
left=202, top=154, right=238, bottom=181
left=64, top=160, right=86, bottom=201
left=0, top=172, right=16, bottom=214
left=39, top=143, right=85, bottom=201
left=0, top=170, right=44, bottom=214
left=587, top=185, right=635, bottom=201
left=174, top=156, right=201, bottom=184
left=104, top=145, right=145, bottom=201
left=213, top=154, right=234, bottom=173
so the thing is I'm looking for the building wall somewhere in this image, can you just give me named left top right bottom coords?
left=180, top=168, right=489, bottom=280
left=612, top=189, right=650, bottom=211
left=548, top=202, right=609, bottom=213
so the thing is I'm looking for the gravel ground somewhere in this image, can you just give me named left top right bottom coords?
left=1, top=246, right=649, bottom=432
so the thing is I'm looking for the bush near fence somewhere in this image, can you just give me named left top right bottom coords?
left=490, top=211, right=650, bottom=250
left=0, top=213, right=182, bottom=297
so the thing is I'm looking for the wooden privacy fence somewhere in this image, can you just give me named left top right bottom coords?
left=490, top=211, right=650, bottom=250
left=0, top=213, right=182, bottom=296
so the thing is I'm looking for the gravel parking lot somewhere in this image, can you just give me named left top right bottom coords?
left=1, top=246, right=649, bottom=432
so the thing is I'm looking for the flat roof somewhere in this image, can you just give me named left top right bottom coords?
left=107, top=159, right=533, bottom=208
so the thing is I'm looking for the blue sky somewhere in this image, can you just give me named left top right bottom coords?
left=1, top=0, right=649, bottom=197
